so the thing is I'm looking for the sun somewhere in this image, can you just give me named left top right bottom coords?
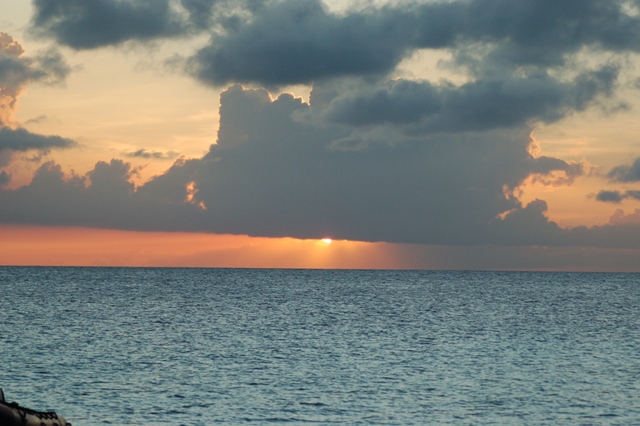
left=321, top=238, right=332, bottom=244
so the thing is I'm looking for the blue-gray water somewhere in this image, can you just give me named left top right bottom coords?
left=1, top=267, right=639, bottom=425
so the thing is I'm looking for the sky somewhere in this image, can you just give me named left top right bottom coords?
left=2, top=0, right=640, bottom=270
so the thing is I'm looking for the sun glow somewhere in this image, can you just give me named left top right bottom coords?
left=321, top=238, right=332, bottom=244
left=0, top=226, right=408, bottom=269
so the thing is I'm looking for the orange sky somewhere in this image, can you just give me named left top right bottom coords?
left=0, top=225, right=408, bottom=269
left=3, top=225, right=640, bottom=272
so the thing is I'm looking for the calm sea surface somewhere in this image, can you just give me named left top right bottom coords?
left=1, top=267, right=639, bottom=425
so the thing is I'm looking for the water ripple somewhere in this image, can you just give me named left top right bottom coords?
left=1, top=267, right=639, bottom=424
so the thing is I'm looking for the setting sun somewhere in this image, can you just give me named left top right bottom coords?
left=321, top=238, right=332, bottom=244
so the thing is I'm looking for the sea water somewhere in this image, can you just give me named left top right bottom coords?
left=1, top=267, right=639, bottom=425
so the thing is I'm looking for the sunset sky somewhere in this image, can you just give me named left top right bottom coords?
left=2, top=0, right=640, bottom=270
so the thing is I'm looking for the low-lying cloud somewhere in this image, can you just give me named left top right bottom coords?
left=3, top=84, right=637, bottom=249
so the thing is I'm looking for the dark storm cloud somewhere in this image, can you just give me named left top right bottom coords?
left=186, top=0, right=640, bottom=87
left=607, top=157, right=640, bottom=182
left=28, top=0, right=265, bottom=49
left=180, top=0, right=217, bottom=29
left=314, top=66, right=618, bottom=132
left=413, top=0, right=640, bottom=67
left=25, top=0, right=640, bottom=86
left=30, top=0, right=189, bottom=49
left=179, top=0, right=241, bottom=30
left=188, top=0, right=412, bottom=86
left=190, top=87, right=520, bottom=243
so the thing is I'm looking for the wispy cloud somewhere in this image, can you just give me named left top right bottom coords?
left=123, top=149, right=180, bottom=160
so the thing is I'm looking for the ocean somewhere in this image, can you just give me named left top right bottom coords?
left=1, top=267, right=639, bottom=425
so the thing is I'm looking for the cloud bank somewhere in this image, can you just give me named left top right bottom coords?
left=2, top=84, right=639, bottom=249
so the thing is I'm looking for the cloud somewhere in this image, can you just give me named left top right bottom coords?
left=28, top=0, right=267, bottom=49
left=0, top=159, right=207, bottom=230
left=23, top=115, right=51, bottom=125
left=29, top=0, right=190, bottom=49
left=0, top=84, right=612, bottom=247
left=595, top=158, right=640, bottom=204
left=188, top=0, right=413, bottom=86
left=608, top=208, right=640, bottom=225
left=416, top=0, right=640, bottom=70
left=308, top=66, right=618, bottom=133
left=0, top=170, right=10, bottom=186
left=26, top=0, right=640, bottom=87
left=2, top=84, right=640, bottom=251
left=0, top=127, right=77, bottom=168
left=595, top=189, right=640, bottom=203
left=0, top=33, right=70, bottom=84
left=1, top=32, right=71, bottom=127
left=596, top=190, right=625, bottom=203
left=5, top=0, right=640, bottom=257
left=0, top=33, right=75, bottom=168
left=123, top=149, right=181, bottom=160
left=607, top=157, right=640, bottom=182
left=185, top=0, right=640, bottom=87
left=0, top=127, right=77, bottom=152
